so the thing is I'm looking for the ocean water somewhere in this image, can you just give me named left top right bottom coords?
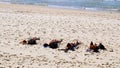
left=0, top=0, right=120, bottom=11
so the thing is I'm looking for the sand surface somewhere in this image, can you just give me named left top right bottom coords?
left=0, top=4, right=120, bottom=68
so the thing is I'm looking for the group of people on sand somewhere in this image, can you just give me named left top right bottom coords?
left=20, top=37, right=106, bottom=53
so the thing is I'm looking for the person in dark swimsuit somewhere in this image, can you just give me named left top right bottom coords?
left=20, top=37, right=40, bottom=45
left=43, top=39, right=63, bottom=49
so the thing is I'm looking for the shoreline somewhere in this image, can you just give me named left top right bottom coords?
left=0, top=2, right=120, bottom=14
left=0, top=3, right=119, bottom=21
left=0, top=1, right=120, bottom=13
left=0, top=3, right=120, bottom=18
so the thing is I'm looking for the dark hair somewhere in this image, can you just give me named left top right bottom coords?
left=23, top=40, right=27, bottom=44
left=43, top=43, right=49, bottom=48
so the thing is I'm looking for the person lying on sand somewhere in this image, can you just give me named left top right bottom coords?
left=43, top=39, right=63, bottom=49
left=20, top=37, right=40, bottom=45
left=64, top=40, right=81, bottom=52
left=86, top=41, right=106, bottom=53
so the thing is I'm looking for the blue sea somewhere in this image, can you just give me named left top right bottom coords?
left=0, top=0, right=120, bottom=11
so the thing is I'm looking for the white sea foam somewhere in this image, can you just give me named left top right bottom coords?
left=0, top=1, right=10, bottom=4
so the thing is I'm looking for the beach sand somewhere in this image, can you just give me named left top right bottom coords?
left=0, top=3, right=120, bottom=68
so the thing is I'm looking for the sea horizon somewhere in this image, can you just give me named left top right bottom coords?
left=0, top=0, right=120, bottom=12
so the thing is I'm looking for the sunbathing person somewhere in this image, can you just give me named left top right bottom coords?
left=43, top=39, right=63, bottom=49
left=64, top=40, right=80, bottom=52
left=87, top=41, right=99, bottom=52
left=20, top=37, right=40, bottom=45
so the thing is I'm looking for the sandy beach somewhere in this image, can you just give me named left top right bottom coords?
left=0, top=3, right=120, bottom=68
